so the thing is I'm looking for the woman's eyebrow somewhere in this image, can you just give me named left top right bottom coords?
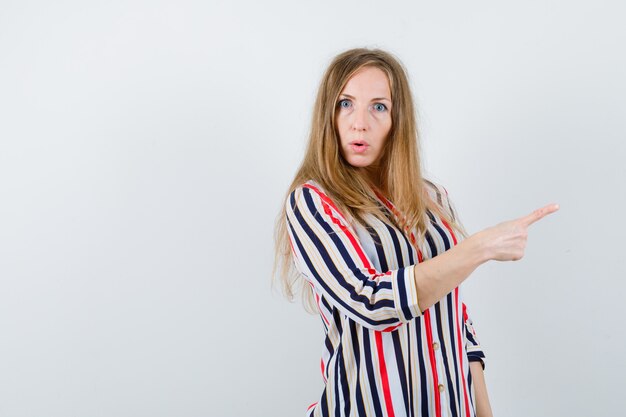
left=339, top=93, right=391, bottom=102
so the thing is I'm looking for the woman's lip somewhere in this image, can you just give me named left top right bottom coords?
left=350, top=143, right=369, bottom=153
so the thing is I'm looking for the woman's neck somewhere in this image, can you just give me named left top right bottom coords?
left=362, top=165, right=388, bottom=197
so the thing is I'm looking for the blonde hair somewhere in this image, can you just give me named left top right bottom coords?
left=272, top=48, right=466, bottom=311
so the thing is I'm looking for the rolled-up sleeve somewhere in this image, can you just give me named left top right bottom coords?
left=462, top=302, right=486, bottom=369
left=285, top=184, right=423, bottom=331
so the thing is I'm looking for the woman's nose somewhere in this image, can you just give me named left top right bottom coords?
left=352, top=107, right=368, bottom=131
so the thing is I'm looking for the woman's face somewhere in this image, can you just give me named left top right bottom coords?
left=335, top=66, right=392, bottom=171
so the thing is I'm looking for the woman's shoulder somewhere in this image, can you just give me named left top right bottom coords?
left=287, top=179, right=356, bottom=226
left=423, top=178, right=458, bottom=221
left=300, top=178, right=323, bottom=190
left=287, top=179, right=334, bottom=209
left=423, top=178, right=450, bottom=204
left=289, top=179, right=321, bottom=197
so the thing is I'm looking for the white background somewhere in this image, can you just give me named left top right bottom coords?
left=1, top=1, right=624, bottom=416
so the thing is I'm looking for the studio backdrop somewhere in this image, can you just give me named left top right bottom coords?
left=0, top=1, right=624, bottom=416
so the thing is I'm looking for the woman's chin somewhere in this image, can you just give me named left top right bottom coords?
left=349, top=162, right=373, bottom=169
left=344, top=156, right=375, bottom=168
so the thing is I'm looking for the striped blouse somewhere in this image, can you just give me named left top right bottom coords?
left=284, top=179, right=486, bottom=417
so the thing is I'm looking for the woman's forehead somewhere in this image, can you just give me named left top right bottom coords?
left=340, top=67, right=391, bottom=99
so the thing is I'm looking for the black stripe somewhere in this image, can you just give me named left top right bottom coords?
left=366, top=225, right=389, bottom=272
left=321, top=295, right=332, bottom=313
left=428, top=210, right=451, bottom=251
left=320, top=389, right=329, bottom=417
left=465, top=328, right=478, bottom=346
left=332, top=308, right=344, bottom=336
left=406, top=324, right=415, bottom=417
left=325, top=331, right=334, bottom=353
left=396, top=268, right=414, bottom=321
left=349, top=321, right=368, bottom=416
left=414, top=319, right=429, bottom=417
left=391, top=331, right=410, bottom=414
left=362, top=331, right=384, bottom=416
left=447, top=294, right=463, bottom=410
left=331, top=308, right=346, bottom=417
left=383, top=222, right=404, bottom=267
left=334, top=348, right=342, bottom=417
left=424, top=230, right=437, bottom=259
left=385, top=220, right=416, bottom=266
left=324, top=334, right=335, bottom=381
left=338, top=349, right=351, bottom=416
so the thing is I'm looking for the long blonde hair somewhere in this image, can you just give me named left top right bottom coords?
left=272, top=48, right=466, bottom=310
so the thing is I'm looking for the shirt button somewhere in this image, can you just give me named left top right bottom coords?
left=438, top=384, right=445, bottom=393
left=433, top=342, right=439, bottom=350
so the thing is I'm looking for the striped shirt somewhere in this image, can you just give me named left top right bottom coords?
left=284, top=179, right=486, bottom=417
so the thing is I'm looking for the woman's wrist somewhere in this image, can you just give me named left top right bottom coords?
left=461, top=232, right=491, bottom=266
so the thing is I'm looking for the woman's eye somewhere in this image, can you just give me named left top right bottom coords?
left=373, top=103, right=387, bottom=112
left=338, top=99, right=352, bottom=109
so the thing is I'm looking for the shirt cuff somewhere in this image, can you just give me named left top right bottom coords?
left=392, top=264, right=422, bottom=322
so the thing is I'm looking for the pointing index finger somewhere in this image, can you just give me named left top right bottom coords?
left=520, top=204, right=560, bottom=227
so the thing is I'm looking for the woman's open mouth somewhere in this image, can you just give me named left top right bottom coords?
left=350, top=141, right=369, bottom=153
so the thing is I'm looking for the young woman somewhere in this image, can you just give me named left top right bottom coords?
left=273, top=48, right=558, bottom=417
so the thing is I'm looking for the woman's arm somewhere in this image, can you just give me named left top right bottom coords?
left=286, top=185, right=424, bottom=331
left=412, top=203, right=559, bottom=312
left=470, top=361, right=493, bottom=417
left=286, top=183, right=558, bottom=327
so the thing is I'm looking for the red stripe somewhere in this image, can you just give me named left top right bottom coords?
left=305, top=183, right=347, bottom=219
left=288, top=235, right=296, bottom=254
left=373, top=189, right=395, bottom=213
left=382, top=323, right=403, bottom=332
left=455, top=288, right=471, bottom=416
left=375, top=331, right=396, bottom=417
left=423, top=310, right=441, bottom=417
left=440, top=218, right=458, bottom=246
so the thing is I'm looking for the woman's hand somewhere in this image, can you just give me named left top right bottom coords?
left=472, top=204, right=560, bottom=262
